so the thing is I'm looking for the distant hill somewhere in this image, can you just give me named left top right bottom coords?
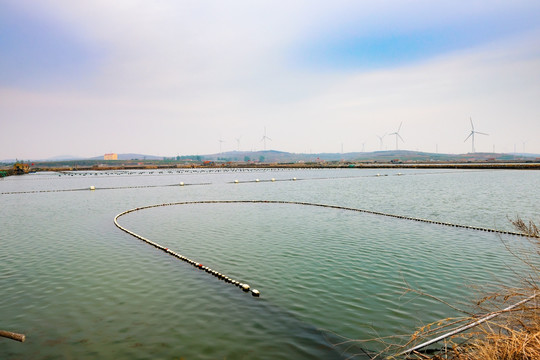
left=3, top=150, right=538, bottom=165
left=88, top=153, right=164, bottom=161
left=2, top=153, right=163, bottom=163
left=0, top=155, right=85, bottom=163
left=201, top=150, right=539, bottom=163
left=45, top=155, right=87, bottom=161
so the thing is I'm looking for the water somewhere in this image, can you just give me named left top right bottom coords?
left=1, top=168, right=539, bottom=359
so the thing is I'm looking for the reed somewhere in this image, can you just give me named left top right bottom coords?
left=396, top=217, right=540, bottom=360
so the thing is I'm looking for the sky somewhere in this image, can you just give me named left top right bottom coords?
left=1, top=0, right=540, bottom=160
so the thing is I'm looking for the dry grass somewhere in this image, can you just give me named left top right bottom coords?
left=427, top=299, right=540, bottom=360
left=509, top=218, right=539, bottom=239
left=393, top=217, right=540, bottom=360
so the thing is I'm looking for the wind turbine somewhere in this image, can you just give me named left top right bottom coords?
left=235, top=136, right=241, bottom=151
left=464, top=118, right=488, bottom=153
left=376, top=133, right=386, bottom=151
left=261, top=127, right=272, bottom=151
left=389, top=122, right=404, bottom=150
left=218, top=138, right=225, bottom=154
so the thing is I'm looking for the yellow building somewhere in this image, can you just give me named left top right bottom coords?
left=104, top=153, right=118, bottom=160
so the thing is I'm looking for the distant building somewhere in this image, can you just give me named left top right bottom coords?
left=104, top=153, right=118, bottom=160
left=13, top=162, right=30, bottom=174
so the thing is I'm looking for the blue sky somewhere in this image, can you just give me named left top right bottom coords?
left=0, top=2, right=103, bottom=88
left=1, top=1, right=540, bottom=159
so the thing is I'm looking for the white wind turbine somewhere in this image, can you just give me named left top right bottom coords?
left=389, top=122, right=404, bottom=150
left=235, top=136, right=241, bottom=151
left=376, top=133, right=386, bottom=151
left=218, top=138, right=225, bottom=154
left=464, top=118, right=488, bottom=153
left=261, top=127, right=272, bottom=151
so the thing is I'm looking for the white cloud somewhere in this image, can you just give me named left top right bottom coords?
left=1, top=1, right=540, bottom=158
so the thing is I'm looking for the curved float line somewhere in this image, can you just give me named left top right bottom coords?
left=114, top=200, right=537, bottom=297
left=114, top=203, right=259, bottom=297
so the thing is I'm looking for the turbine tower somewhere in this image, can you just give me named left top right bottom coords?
left=464, top=118, right=488, bottom=153
left=376, top=133, right=386, bottom=151
left=261, top=127, right=272, bottom=151
left=235, top=136, right=241, bottom=151
left=218, top=138, right=225, bottom=154
left=389, top=122, right=404, bottom=150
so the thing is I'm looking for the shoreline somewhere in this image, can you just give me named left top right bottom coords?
left=1, top=162, right=538, bottom=176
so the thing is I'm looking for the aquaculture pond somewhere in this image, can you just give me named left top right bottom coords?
left=1, top=168, right=538, bottom=359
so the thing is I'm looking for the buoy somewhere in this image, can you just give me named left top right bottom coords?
left=292, top=177, right=297, bottom=181
left=271, top=178, right=275, bottom=182
left=234, top=180, right=239, bottom=183
left=180, top=182, right=184, bottom=186
left=251, top=289, right=260, bottom=297
left=241, top=283, right=250, bottom=292
left=255, top=179, right=260, bottom=182
left=90, top=186, right=95, bottom=190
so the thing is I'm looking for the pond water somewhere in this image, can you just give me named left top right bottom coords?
left=1, top=168, right=538, bottom=359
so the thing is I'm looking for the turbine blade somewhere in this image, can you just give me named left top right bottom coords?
left=476, top=131, right=488, bottom=136
left=398, top=134, right=404, bottom=142
left=464, top=132, right=472, bottom=142
left=397, top=122, right=402, bottom=133
left=470, top=117, right=474, bottom=131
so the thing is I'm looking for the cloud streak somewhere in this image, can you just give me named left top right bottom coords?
left=1, top=1, right=540, bottom=159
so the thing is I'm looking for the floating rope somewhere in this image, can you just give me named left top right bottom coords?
left=114, top=205, right=260, bottom=297
left=114, top=200, right=536, bottom=298
left=115, top=200, right=535, bottom=238
left=1, top=169, right=483, bottom=195
left=0, top=182, right=211, bottom=195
